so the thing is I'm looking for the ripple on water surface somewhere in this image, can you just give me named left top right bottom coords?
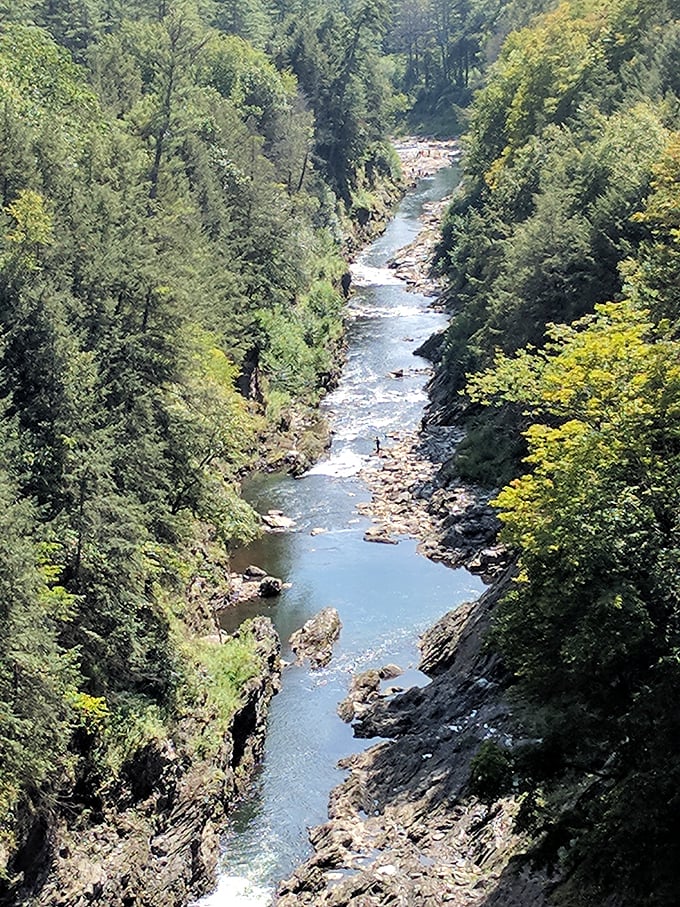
left=192, top=162, right=476, bottom=907
left=194, top=875, right=271, bottom=906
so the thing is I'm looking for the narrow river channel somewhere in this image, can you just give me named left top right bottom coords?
left=195, top=160, right=486, bottom=907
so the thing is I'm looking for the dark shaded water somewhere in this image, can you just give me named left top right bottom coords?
left=195, top=160, right=485, bottom=906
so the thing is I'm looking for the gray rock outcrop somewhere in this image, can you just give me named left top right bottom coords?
left=289, top=607, right=342, bottom=669
left=19, top=619, right=281, bottom=907
left=277, top=573, right=557, bottom=907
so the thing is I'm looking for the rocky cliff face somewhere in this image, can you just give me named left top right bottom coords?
left=7, top=618, right=280, bottom=907
left=276, top=576, right=556, bottom=907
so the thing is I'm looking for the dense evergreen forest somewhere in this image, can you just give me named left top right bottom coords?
left=433, top=0, right=680, bottom=903
left=0, top=0, right=405, bottom=894
left=0, top=0, right=526, bottom=897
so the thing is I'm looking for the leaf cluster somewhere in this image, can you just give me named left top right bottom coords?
left=0, top=0, right=393, bottom=885
left=431, top=2, right=680, bottom=901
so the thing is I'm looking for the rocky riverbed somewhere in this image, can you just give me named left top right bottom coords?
left=388, top=139, right=461, bottom=297
left=356, top=142, right=511, bottom=583
left=275, top=556, right=553, bottom=907
left=359, top=426, right=510, bottom=582
left=393, top=138, right=462, bottom=186
left=276, top=576, right=555, bottom=907
left=273, top=141, right=554, bottom=907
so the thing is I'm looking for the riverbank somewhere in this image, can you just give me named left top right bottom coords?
left=277, top=576, right=554, bottom=907
left=274, top=147, right=551, bottom=907
left=15, top=619, right=280, bottom=907
left=356, top=141, right=510, bottom=582
left=358, top=426, right=510, bottom=582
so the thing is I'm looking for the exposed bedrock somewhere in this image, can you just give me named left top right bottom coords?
left=9, top=619, right=280, bottom=907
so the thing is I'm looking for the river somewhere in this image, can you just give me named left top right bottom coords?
left=194, top=160, right=486, bottom=907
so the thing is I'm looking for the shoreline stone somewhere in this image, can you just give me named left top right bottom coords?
left=358, top=426, right=510, bottom=582
left=224, top=569, right=288, bottom=608
left=24, top=619, right=281, bottom=907
left=276, top=139, right=545, bottom=907
left=262, top=509, right=297, bottom=531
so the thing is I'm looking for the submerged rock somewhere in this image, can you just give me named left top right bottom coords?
left=363, top=525, right=398, bottom=545
left=289, top=607, right=342, bottom=669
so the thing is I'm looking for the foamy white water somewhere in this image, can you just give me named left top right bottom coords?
left=305, top=448, right=369, bottom=477
left=347, top=301, right=423, bottom=319
left=350, top=262, right=404, bottom=287
left=192, top=875, right=272, bottom=907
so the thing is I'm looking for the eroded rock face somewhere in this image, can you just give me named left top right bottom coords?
left=338, top=665, right=405, bottom=723
left=13, top=619, right=281, bottom=907
left=358, top=427, right=510, bottom=581
left=289, top=607, right=342, bottom=669
left=337, top=669, right=382, bottom=723
left=277, top=576, right=557, bottom=907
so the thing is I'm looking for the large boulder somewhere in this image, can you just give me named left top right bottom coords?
left=289, top=607, right=342, bottom=669
left=259, top=577, right=283, bottom=598
left=262, top=510, right=296, bottom=531
left=337, top=669, right=381, bottom=722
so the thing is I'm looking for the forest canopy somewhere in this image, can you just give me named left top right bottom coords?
left=0, top=0, right=409, bottom=889
left=3, top=0, right=679, bottom=903
left=433, top=0, right=680, bottom=902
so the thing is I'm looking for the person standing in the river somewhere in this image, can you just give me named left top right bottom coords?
left=374, top=436, right=381, bottom=455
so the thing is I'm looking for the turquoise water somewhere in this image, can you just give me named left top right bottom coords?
left=194, top=162, right=485, bottom=906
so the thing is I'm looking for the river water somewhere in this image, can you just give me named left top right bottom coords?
left=194, top=162, right=485, bottom=906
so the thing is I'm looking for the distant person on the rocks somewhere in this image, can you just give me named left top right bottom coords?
left=374, top=436, right=381, bottom=455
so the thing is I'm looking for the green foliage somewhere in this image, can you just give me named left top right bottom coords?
left=432, top=0, right=675, bottom=487
left=258, top=278, right=344, bottom=404
left=0, top=23, right=99, bottom=129
left=627, top=133, right=680, bottom=329
left=0, top=455, right=79, bottom=842
left=469, top=741, right=514, bottom=802
left=433, top=3, right=680, bottom=901
left=453, top=405, right=526, bottom=486
left=101, top=692, right=168, bottom=779
left=0, top=0, right=389, bottom=880
left=275, top=0, right=396, bottom=200
left=468, top=294, right=680, bottom=901
left=183, top=628, right=262, bottom=760
left=385, top=0, right=527, bottom=131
